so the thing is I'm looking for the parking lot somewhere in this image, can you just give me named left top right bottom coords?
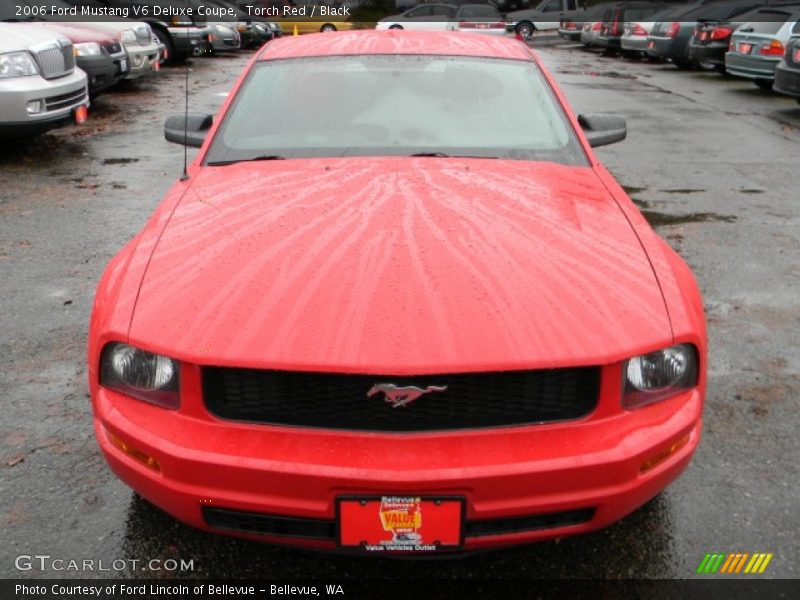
left=1, top=40, right=798, bottom=579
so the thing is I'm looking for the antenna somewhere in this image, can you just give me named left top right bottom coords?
left=181, top=65, right=190, bottom=182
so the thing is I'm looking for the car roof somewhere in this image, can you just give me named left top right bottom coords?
left=259, top=30, right=534, bottom=62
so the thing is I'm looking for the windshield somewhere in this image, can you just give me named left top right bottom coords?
left=205, top=55, right=588, bottom=166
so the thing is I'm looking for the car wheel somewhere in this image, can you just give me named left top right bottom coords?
left=754, top=79, right=773, bottom=90
left=696, top=59, right=716, bottom=72
left=389, top=25, right=403, bottom=30
left=151, top=27, right=176, bottom=64
left=320, top=24, right=337, bottom=32
left=516, top=22, right=534, bottom=38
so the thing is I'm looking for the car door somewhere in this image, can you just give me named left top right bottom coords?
left=534, top=0, right=564, bottom=31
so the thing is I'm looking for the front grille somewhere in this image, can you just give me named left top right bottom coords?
left=203, top=367, right=600, bottom=432
left=32, top=41, right=75, bottom=80
left=44, top=87, right=87, bottom=112
left=465, top=508, right=595, bottom=537
left=103, top=42, right=123, bottom=55
left=204, top=507, right=335, bottom=540
left=203, top=506, right=596, bottom=541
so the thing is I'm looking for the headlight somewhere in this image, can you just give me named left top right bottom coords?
left=100, top=343, right=179, bottom=409
left=119, top=29, right=137, bottom=44
left=73, top=42, right=102, bottom=57
left=623, top=344, right=698, bottom=409
left=0, top=52, right=39, bottom=78
left=267, top=22, right=279, bottom=30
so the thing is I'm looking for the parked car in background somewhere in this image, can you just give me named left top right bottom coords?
left=76, top=20, right=164, bottom=80
left=0, top=3, right=128, bottom=96
left=377, top=3, right=504, bottom=33
left=0, top=23, right=89, bottom=138
left=726, top=3, right=800, bottom=89
left=596, top=1, right=673, bottom=52
left=620, top=5, right=676, bottom=57
left=63, top=0, right=211, bottom=61
left=645, top=0, right=767, bottom=68
left=236, top=0, right=353, bottom=33
left=507, top=0, right=584, bottom=38
left=580, top=16, right=605, bottom=46
left=559, top=1, right=616, bottom=42
left=205, top=0, right=276, bottom=47
left=687, top=4, right=764, bottom=72
left=774, top=34, right=800, bottom=101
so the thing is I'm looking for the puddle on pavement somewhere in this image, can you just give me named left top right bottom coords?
left=658, top=189, right=706, bottom=194
left=102, top=158, right=140, bottom=165
left=641, top=210, right=737, bottom=226
left=739, top=189, right=765, bottom=194
left=558, top=69, right=638, bottom=80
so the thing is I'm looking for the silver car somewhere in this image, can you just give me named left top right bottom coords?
left=0, top=23, right=89, bottom=138
left=726, top=5, right=800, bottom=89
left=76, top=22, right=164, bottom=80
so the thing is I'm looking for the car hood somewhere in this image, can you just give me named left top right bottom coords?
left=129, top=158, right=672, bottom=374
left=0, top=22, right=70, bottom=50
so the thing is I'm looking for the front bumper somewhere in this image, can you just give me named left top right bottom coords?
left=123, top=42, right=161, bottom=80
left=78, top=51, right=128, bottom=94
left=725, top=52, right=779, bottom=80
left=774, top=60, right=800, bottom=98
left=0, top=69, right=88, bottom=137
left=168, top=26, right=211, bottom=57
left=94, top=367, right=703, bottom=550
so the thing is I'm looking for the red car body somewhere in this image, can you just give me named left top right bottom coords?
left=88, top=31, right=706, bottom=552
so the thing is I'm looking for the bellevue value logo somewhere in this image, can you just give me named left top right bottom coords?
left=697, top=553, right=774, bottom=574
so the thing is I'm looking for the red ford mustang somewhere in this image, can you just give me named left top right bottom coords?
left=88, top=31, right=706, bottom=553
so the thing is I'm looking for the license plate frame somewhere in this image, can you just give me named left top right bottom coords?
left=336, top=495, right=465, bottom=553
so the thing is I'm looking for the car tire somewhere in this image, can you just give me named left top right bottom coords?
left=515, top=21, right=534, bottom=38
left=389, top=25, right=403, bottom=30
left=151, top=26, right=176, bottom=64
left=320, top=24, right=337, bottom=32
left=754, top=79, right=773, bottom=91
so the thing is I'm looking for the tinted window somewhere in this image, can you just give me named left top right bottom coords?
left=459, top=5, right=500, bottom=18
left=541, top=0, right=562, bottom=12
left=743, top=10, right=793, bottom=34
left=207, top=55, right=588, bottom=166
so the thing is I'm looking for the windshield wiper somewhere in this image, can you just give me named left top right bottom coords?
left=207, top=155, right=285, bottom=166
left=409, top=152, right=498, bottom=159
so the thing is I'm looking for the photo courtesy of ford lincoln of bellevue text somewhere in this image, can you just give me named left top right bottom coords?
left=87, top=29, right=706, bottom=554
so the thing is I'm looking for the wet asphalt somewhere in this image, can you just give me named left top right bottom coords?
left=0, top=41, right=798, bottom=580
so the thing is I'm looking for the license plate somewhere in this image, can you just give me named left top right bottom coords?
left=120, top=58, right=128, bottom=73
left=74, top=105, right=88, bottom=125
left=337, top=496, right=464, bottom=553
left=739, top=43, right=752, bottom=54
left=648, top=40, right=656, bottom=49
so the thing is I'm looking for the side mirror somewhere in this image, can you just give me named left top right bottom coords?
left=578, top=113, right=627, bottom=148
left=164, top=113, right=213, bottom=148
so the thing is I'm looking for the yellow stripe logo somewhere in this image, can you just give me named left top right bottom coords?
left=697, top=553, right=773, bottom=574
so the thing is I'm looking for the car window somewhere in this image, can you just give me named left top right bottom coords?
left=458, top=6, right=500, bottom=18
left=430, top=5, right=456, bottom=17
left=743, top=10, right=793, bottom=34
left=206, top=55, right=588, bottom=166
left=407, top=6, right=433, bottom=17
left=541, top=0, right=562, bottom=12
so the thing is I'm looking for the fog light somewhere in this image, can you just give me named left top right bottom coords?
left=26, top=99, right=43, bottom=115
left=134, top=55, right=144, bottom=68
left=106, top=430, right=161, bottom=472
left=640, top=434, right=690, bottom=474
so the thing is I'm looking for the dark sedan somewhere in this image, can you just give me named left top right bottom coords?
left=596, top=1, right=668, bottom=52
left=645, top=0, right=762, bottom=68
left=774, top=35, right=800, bottom=102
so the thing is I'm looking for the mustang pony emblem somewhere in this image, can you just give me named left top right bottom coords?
left=367, top=384, right=448, bottom=408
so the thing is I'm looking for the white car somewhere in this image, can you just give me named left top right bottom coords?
left=377, top=3, right=506, bottom=35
